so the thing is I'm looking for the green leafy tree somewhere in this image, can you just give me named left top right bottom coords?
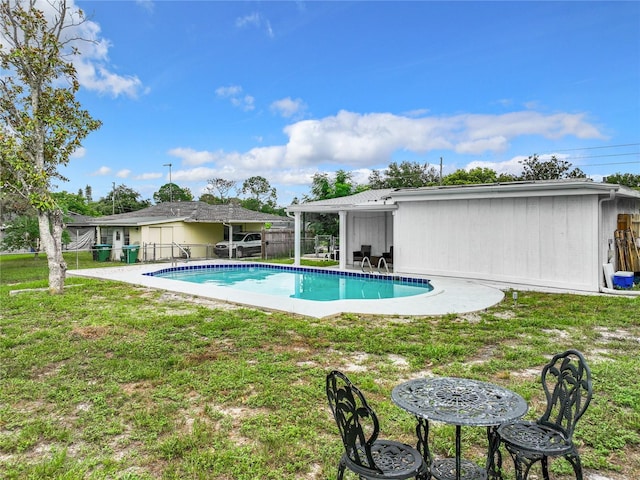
left=52, top=190, right=98, bottom=216
left=0, top=0, right=102, bottom=293
left=241, top=176, right=277, bottom=212
left=604, top=173, right=640, bottom=189
left=304, top=170, right=364, bottom=236
left=153, top=183, right=193, bottom=203
left=94, top=185, right=150, bottom=215
left=198, top=193, right=223, bottom=205
left=369, top=161, right=440, bottom=188
left=0, top=214, right=39, bottom=253
left=442, top=167, right=501, bottom=185
left=0, top=191, right=31, bottom=223
left=519, top=154, right=586, bottom=180
left=306, top=169, right=362, bottom=201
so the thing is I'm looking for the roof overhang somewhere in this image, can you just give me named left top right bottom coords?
left=389, top=181, right=640, bottom=202
left=286, top=189, right=397, bottom=214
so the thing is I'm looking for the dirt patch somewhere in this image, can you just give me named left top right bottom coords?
left=71, top=325, right=111, bottom=339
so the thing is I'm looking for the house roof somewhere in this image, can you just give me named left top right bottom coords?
left=286, top=181, right=640, bottom=213
left=286, top=189, right=396, bottom=213
left=70, top=202, right=289, bottom=227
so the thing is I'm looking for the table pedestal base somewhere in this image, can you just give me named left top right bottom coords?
left=431, top=459, right=487, bottom=480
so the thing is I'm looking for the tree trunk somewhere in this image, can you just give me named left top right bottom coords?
left=38, top=209, right=67, bottom=295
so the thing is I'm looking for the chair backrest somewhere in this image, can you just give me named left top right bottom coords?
left=362, top=245, right=372, bottom=256
left=326, top=370, right=383, bottom=475
left=538, top=349, right=593, bottom=439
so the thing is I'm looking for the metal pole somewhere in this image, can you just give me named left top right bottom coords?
left=163, top=163, right=173, bottom=202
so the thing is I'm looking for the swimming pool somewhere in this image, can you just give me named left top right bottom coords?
left=69, top=260, right=505, bottom=318
left=147, top=263, right=433, bottom=301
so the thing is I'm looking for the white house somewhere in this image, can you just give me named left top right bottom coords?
left=286, top=180, right=640, bottom=293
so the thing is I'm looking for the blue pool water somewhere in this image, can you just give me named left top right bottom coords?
left=146, top=264, right=432, bottom=302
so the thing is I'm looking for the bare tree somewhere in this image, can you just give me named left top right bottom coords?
left=0, top=0, right=101, bottom=293
left=206, top=177, right=237, bottom=203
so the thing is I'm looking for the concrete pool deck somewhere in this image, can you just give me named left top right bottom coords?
left=68, top=260, right=506, bottom=318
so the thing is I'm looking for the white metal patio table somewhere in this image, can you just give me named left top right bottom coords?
left=392, top=377, right=528, bottom=480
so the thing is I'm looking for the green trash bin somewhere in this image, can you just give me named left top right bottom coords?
left=122, top=245, right=139, bottom=264
left=94, top=244, right=112, bottom=262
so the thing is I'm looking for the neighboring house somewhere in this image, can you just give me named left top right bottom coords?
left=69, top=202, right=291, bottom=261
left=286, top=180, right=640, bottom=293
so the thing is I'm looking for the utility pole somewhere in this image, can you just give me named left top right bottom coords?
left=439, top=157, right=443, bottom=185
left=163, top=163, right=173, bottom=202
left=112, top=182, right=115, bottom=214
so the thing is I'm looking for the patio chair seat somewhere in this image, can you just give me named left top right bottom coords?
left=498, top=421, right=574, bottom=456
left=339, top=441, right=425, bottom=479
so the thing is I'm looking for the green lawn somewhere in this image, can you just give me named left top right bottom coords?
left=0, top=253, right=639, bottom=479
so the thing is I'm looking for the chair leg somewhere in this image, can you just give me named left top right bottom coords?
left=505, top=446, right=537, bottom=480
left=541, top=457, right=550, bottom=480
left=337, top=459, right=346, bottom=480
left=566, top=451, right=584, bottom=480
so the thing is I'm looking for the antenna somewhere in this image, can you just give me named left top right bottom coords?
left=163, top=163, right=173, bottom=202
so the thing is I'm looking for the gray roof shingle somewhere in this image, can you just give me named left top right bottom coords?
left=74, top=202, right=287, bottom=226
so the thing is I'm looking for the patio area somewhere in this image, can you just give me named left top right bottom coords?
left=68, top=260, right=506, bottom=318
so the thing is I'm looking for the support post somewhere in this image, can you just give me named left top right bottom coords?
left=338, top=210, right=347, bottom=270
left=294, top=211, right=301, bottom=266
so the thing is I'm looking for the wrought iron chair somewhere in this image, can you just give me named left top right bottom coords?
left=497, top=350, right=593, bottom=480
left=353, top=245, right=372, bottom=264
left=326, top=370, right=427, bottom=480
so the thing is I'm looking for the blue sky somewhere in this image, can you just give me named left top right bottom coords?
left=50, top=0, right=640, bottom=205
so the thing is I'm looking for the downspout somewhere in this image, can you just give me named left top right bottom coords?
left=599, top=189, right=617, bottom=293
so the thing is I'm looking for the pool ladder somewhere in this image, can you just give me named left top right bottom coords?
left=361, top=256, right=390, bottom=275
left=170, top=242, right=191, bottom=267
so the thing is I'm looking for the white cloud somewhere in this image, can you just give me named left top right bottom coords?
left=271, top=97, right=307, bottom=118
left=464, top=157, right=525, bottom=177
left=91, top=166, right=112, bottom=176
left=135, top=172, right=163, bottom=180
left=402, top=108, right=430, bottom=118
left=236, top=13, right=261, bottom=28
left=215, top=85, right=255, bottom=111
left=215, top=85, right=243, bottom=98
left=116, top=169, right=131, bottom=178
left=71, top=147, right=86, bottom=158
left=281, top=110, right=606, bottom=165
left=235, top=12, right=274, bottom=38
left=12, top=0, right=147, bottom=98
left=164, top=108, right=606, bottom=192
left=135, top=0, right=155, bottom=13
left=168, top=147, right=224, bottom=166
left=74, top=61, right=145, bottom=98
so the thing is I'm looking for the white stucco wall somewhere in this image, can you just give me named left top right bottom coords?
left=393, top=195, right=600, bottom=291
left=347, top=211, right=393, bottom=263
